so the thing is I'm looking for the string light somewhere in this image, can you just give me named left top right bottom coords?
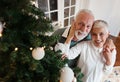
left=44, top=17, right=46, bottom=19
left=13, top=47, right=44, bottom=52
left=0, top=33, right=2, bottom=37
left=14, top=47, right=42, bottom=51
left=30, top=47, right=33, bottom=50
left=14, top=47, right=18, bottom=51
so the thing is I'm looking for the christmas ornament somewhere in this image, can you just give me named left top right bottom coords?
left=72, top=76, right=77, bottom=82
left=32, top=47, right=45, bottom=60
left=60, top=64, right=74, bottom=82
left=0, top=22, right=3, bottom=33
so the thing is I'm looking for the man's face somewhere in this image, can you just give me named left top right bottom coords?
left=74, top=13, right=94, bottom=40
left=91, top=27, right=109, bottom=48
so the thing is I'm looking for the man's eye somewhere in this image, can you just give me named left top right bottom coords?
left=79, top=22, right=84, bottom=26
left=87, top=26, right=91, bottom=29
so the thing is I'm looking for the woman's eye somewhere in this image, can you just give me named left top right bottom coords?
left=100, top=33, right=104, bottom=36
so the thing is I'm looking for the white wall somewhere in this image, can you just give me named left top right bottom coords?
left=88, top=0, right=120, bottom=36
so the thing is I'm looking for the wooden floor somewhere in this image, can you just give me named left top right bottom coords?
left=110, top=34, right=120, bottom=66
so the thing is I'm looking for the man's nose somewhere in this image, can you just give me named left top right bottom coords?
left=80, top=25, right=87, bottom=32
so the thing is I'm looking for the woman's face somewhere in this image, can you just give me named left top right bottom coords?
left=91, top=27, right=109, bottom=48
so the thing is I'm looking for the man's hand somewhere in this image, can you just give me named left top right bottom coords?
left=61, top=54, right=67, bottom=60
left=103, top=39, right=115, bottom=65
left=104, top=39, right=116, bottom=52
left=65, top=21, right=75, bottom=44
left=103, top=46, right=112, bottom=65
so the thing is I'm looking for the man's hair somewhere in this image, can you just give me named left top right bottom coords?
left=92, top=20, right=109, bottom=33
left=74, top=9, right=94, bottom=20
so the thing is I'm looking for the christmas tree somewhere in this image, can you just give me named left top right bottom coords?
left=0, top=0, right=67, bottom=82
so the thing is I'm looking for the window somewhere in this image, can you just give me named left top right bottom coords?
left=64, top=0, right=76, bottom=27
left=37, top=0, right=76, bottom=29
left=38, top=0, right=58, bottom=22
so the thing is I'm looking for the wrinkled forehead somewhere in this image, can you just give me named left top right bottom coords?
left=75, top=13, right=94, bottom=25
left=77, top=12, right=94, bottom=20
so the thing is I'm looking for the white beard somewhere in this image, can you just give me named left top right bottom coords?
left=75, top=30, right=87, bottom=41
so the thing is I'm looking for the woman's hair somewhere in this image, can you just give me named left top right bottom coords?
left=92, top=20, right=109, bottom=33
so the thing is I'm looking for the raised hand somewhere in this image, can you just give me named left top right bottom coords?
left=104, top=39, right=116, bottom=52
left=65, top=21, right=75, bottom=44
left=103, top=39, right=115, bottom=65
left=61, top=54, right=67, bottom=60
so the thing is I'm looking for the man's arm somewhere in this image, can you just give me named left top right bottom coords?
left=61, top=21, right=75, bottom=59
left=103, top=47, right=116, bottom=65
left=104, top=39, right=116, bottom=64
left=54, top=21, right=80, bottom=60
left=65, top=21, right=75, bottom=44
left=103, top=44, right=116, bottom=74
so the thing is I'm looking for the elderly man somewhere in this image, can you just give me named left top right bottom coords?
left=54, top=9, right=94, bottom=67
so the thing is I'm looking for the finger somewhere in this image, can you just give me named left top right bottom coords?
left=107, top=39, right=116, bottom=49
left=105, top=47, right=111, bottom=53
left=103, top=48, right=111, bottom=56
left=66, top=21, right=75, bottom=44
left=103, top=46, right=108, bottom=52
left=104, top=45, right=115, bottom=53
left=61, top=54, right=67, bottom=60
left=62, top=56, right=67, bottom=60
left=70, top=21, right=75, bottom=32
left=62, top=57, right=66, bottom=60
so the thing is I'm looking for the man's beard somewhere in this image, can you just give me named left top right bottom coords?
left=75, top=30, right=88, bottom=41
